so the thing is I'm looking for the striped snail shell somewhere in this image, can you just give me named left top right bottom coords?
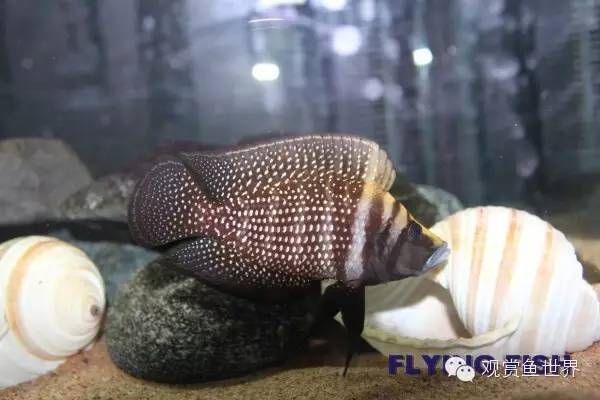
left=353, top=207, right=600, bottom=362
left=0, top=236, right=105, bottom=388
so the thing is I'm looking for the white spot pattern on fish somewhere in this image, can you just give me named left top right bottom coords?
left=128, top=134, right=445, bottom=296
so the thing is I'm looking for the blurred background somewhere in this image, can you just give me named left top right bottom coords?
left=0, top=0, right=599, bottom=209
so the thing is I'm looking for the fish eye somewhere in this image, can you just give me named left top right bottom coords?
left=407, top=222, right=422, bottom=241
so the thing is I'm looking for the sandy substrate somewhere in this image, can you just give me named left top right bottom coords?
left=2, top=338, right=600, bottom=400
left=1, top=211, right=599, bottom=400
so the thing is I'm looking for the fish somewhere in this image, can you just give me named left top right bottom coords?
left=127, top=134, right=449, bottom=375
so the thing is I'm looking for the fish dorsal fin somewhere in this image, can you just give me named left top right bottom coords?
left=178, top=134, right=396, bottom=202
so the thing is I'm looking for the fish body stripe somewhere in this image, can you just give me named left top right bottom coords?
left=343, top=183, right=378, bottom=282
left=386, top=202, right=408, bottom=253
left=360, top=192, right=387, bottom=276
left=380, top=193, right=395, bottom=228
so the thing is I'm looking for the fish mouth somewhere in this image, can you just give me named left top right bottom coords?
left=424, top=243, right=450, bottom=272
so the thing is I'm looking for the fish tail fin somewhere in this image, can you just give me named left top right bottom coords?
left=128, top=157, right=212, bottom=247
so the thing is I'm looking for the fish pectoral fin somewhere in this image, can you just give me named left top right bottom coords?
left=161, top=236, right=313, bottom=301
left=177, top=156, right=222, bottom=204
left=177, top=135, right=396, bottom=202
left=320, top=282, right=365, bottom=376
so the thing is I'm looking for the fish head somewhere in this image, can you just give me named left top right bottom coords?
left=389, top=220, right=449, bottom=278
left=366, top=210, right=449, bottom=284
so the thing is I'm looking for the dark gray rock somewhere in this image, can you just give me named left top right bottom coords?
left=57, top=142, right=212, bottom=223
left=59, top=174, right=136, bottom=223
left=389, top=176, right=463, bottom=227
left=415, top=184, right=464, bottom=222
left=0, top=138, right=92, bottom=224
left=106, top=261, right=319, bottom=383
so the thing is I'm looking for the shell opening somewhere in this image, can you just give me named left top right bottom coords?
left=90, top=304, right=101, bottom=318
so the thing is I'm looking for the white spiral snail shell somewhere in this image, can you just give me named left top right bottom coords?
left=0, top=236, right=105, bottom=388
left=341, top=206, right=600, bottom=363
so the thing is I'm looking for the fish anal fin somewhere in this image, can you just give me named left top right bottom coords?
left=162, top=236, right=313, bottom=301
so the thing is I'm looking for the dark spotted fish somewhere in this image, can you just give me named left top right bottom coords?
left=128, top=134, right=449, bottom=374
